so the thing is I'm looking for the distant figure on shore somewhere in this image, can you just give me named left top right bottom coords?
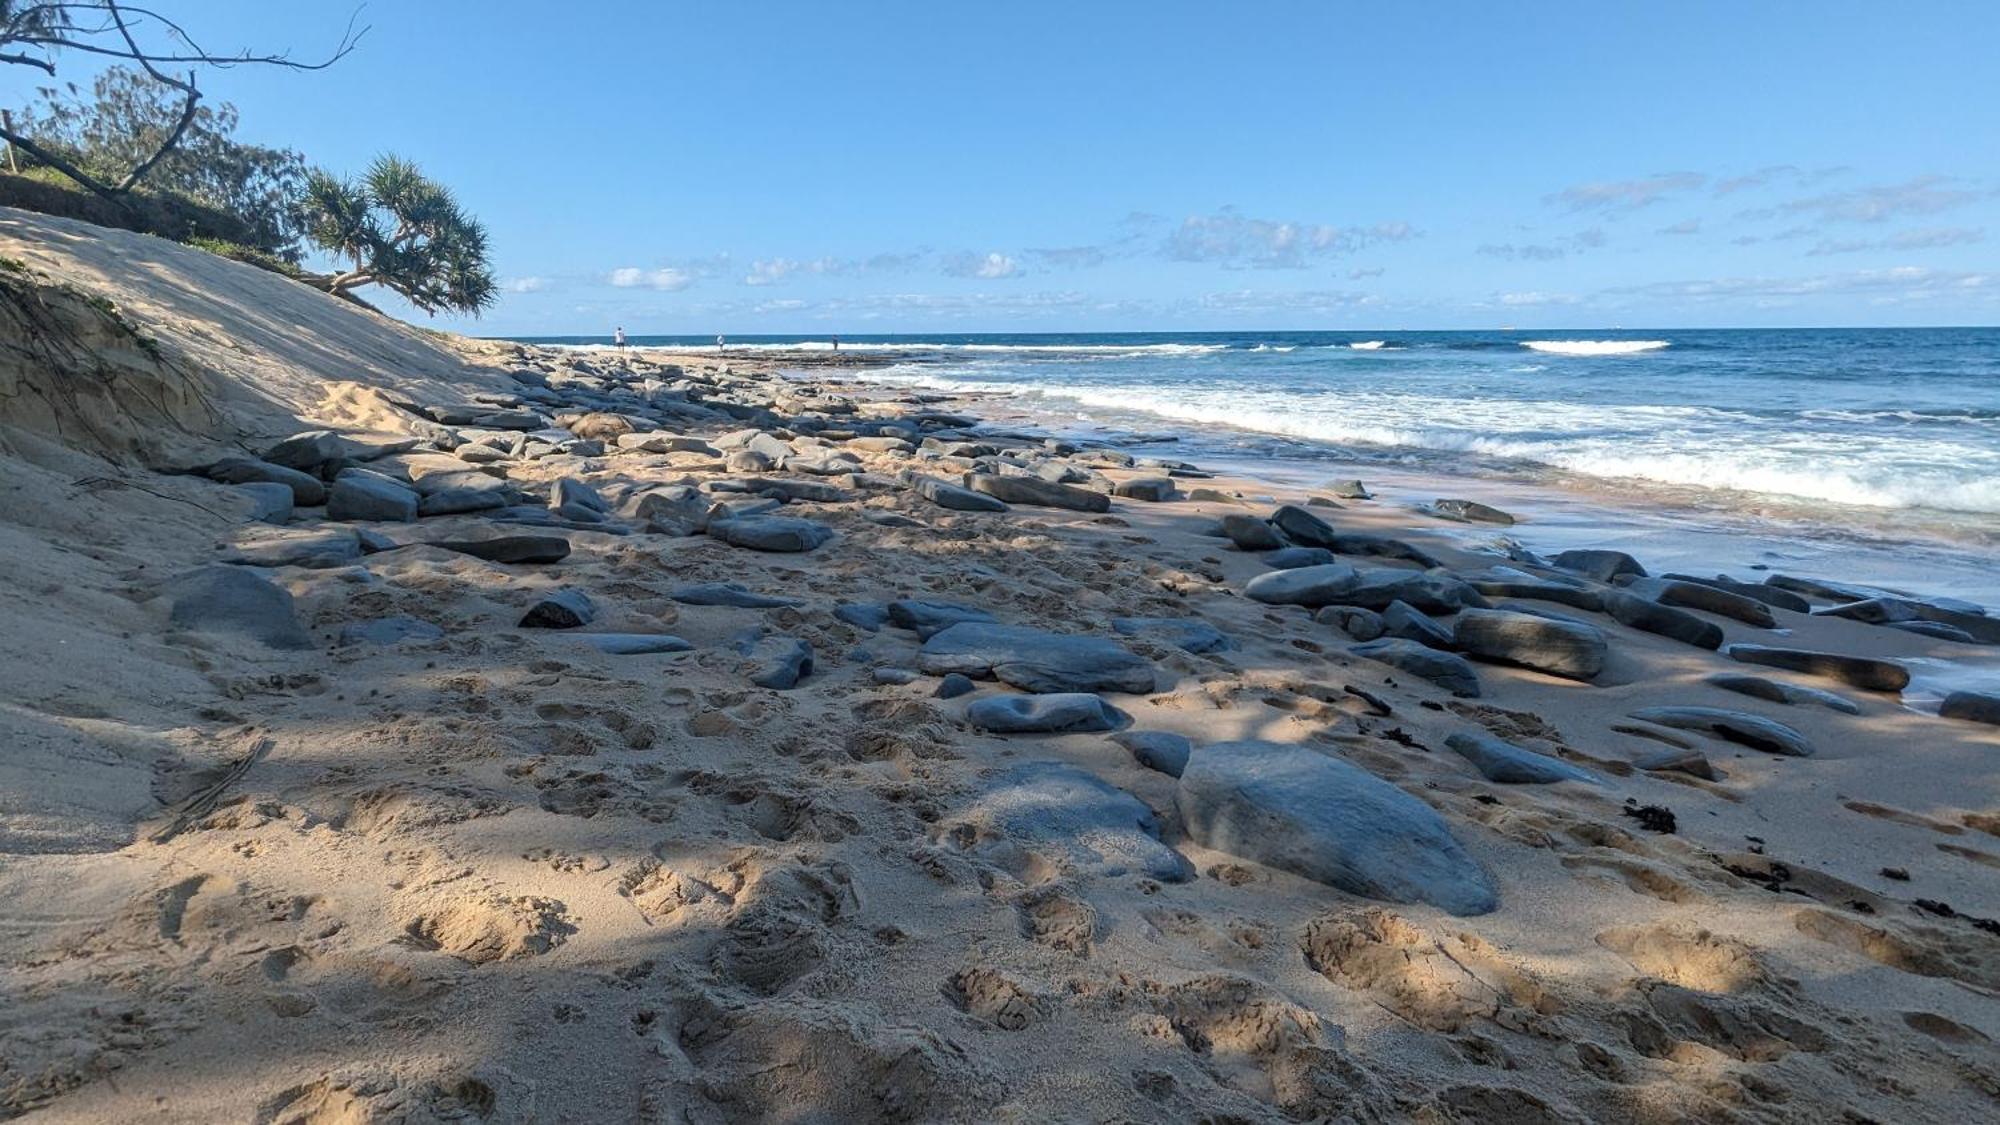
left=832, top=335, right=840, bottom=352
left=717, top=334, right=726, bottom=352
left=613, top=326, right=626, bottom=347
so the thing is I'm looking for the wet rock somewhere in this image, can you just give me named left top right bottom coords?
left=1264, top=546, right=1337, bottom=570
left=338, top=616, right=444, bottom=646
left=741, top=635, right=813, bottom=689
left=1325, top=479, right=1373, bottom=500
left=574, top=633, right=693, bottom=655
left=1453, top=608, right=1606, bottom=681
left=164, top=565, right=314, bottom=650
left=1113, top=477, right=1176, bottom=502
left=327, top=468, right=420, bottom=522
left=957, top=762, right=1192, bottom=882
left=1939, top=691, right=2000, bottom=727
left=1177, top=740, right=1497, bottom=915
left=888, top=599, right=996, bottom=640
left=1270, top=504, right=1338, bottom=548
left=1552, top=549, right=1647, bottom=583
left=1628, top=706, right=1814, bottom=757
left=1888, top=620, right=1978, bottom=643
left=1220, top=514, right=1286, bottom=551
left=1603, top=590, right=1724, bottom=650
left=1461, top=568, right=1606, bottom=612
left=520, top=588, right=596, bottom=628
left=1317, top=605, right=1384, bottom=641
left=671, top=583, right=802, bottom=608
left=426, top=535, right=571, bottom=564
left=1725, top=643, right=1909, bottom=693
left=1431, top=498, right=1515, bottom=525
left=206, top=457, right=326, bottom=505
left=1623, top=577, right=1775, bottom=628
left=967, top=474, right=1109, bottom=512
left=1704, top=673, right=1860, bottom=715
left=1446, top=731, right=1600, bottom=784
left=708, top=515, right=834, bottom=552
left=1348, top=639, right=1482, bottom=697
left=1111, top=617, right=1232, bottom=654
left=1661, top=573, right=1811, bottom=613
left=1113, top=731, right=1194, bottom=777
left=1244, top=563, right=1361, bottom=607
left=965, top=693, right=1127, bottom=733
left=917, top=623, right=1155, bottom=694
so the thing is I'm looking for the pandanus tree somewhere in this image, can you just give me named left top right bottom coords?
left=301, top=154, right=497, bottom=316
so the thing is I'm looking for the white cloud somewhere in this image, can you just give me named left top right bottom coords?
left=1546, top=172, right=1705, bottom=212
left=503, top=276, right=551, bottom=293
left=1497, top=291, right=1579, bottom=307
left=743, top=257, right=850, bottom=286
left=1658, top=219, right=1701, bottom=236
left=1605, top=266, right=1994, bottom=305
left=608, top=267, right=693, bottom=291
left=1806, top=226, right=1985, bottom=256
left=1741, top=174, right=1991, bottom=225
left=942, top=251, right=1020, bottom=279
left=1164, top=208, right=1416, bottom=268
left=1478, top=228, right=1606, bottom=261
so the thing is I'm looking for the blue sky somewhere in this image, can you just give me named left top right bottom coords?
left=12, top=1, right=2000, bottom=332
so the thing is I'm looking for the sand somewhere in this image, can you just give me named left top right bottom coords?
left=2, top=208, right=1998, bottom=1123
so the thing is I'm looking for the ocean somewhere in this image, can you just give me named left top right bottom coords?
left=511, top=328, right=2000, bottom=611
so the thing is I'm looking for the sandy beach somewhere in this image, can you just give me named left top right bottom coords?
left=4, top=209, right=2000, bottom=1123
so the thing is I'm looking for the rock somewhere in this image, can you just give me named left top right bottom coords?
left=1113, top=731, right=1194, bottom=777
left=1808, top=597, right=2000, bottom=643
left=1724, top=643, right=1910, bottom=693
left=750, top=478, right=849, bottom=504
left=426, top=535, right=571, bottom=564
left=469, top=410, right=545, bottom=431
left=223, top=528, right=361, bottom=569
left=888, top=599, right=996, bottom=640
left=1348, top=639, right=1482, bottom=697
left=1432, top=499, right=1515, bottom=525
left=708, top=515, right=833, bottom=552
left=671, top=583, right=802, bottom=609
left=934, top=673, right=976, bottom=699
left=725, top=450, right=775, bottom=473
left=834, top=603, right=890, bottom=631
left=520, top=588, right=596, bottom=629
left=1264, top=547, right=1337, bottom=570
left=967, top=474, right=1109, bottom=512
left=206, top=457, right=326, bottom=505
left=634, top=485, right=711, bottom=535
left=956, top=762, right=1191, bottom=882
left=1602, top=590, right=1723, bottom=650
left=233, top=481, right=295, bottom=523
left=1111, top=617, right=1232, bottom=654
left=1452, top=608, right=1606, bottom=681
left=1220, top=514, right=1286, bottom=551
left=917, top=623, right=1155, bottom=694
left=338, top=616, right=444, bottom=646
left=549, top=477, right=610, bottom=521
left=741, top=635, right=813, bottom=689
left=1113, top=477, right=1176, bottom=502
left=1244, top=563, right=1361, bottom=607
left=418, top=487, right=508, bottom=516
left=164, top=565, right=314, bottom=650
left=1939, top=691, right=2000, bottom=726
left=1552, top=549, right=1647, bottom=583
left=1380, top=601, right=1455, bottom=650
left=1633, top=746, right=1720, bottom=781
left=567, top=411, right=635, bottom=440
left=1336, top=567, right=1485, bottom=614
left=1325, top=480, right=1373, bottom=500
left=1269, top=505, right=1337, bottom=548
left=263, top=430, right=415, bottom=476
left=965, top=693, right=1127, bottom=733
left=1445, top=731, right=1600, bottom=784
left=327, top=468, right=420, bottom=522
left=1888, top=620, right=1978, bottom=643
left=618, top=432, right=717, bottom=455
left=1460, top=569, right=1606, bottom=612
left=1807, top=596, right=1912, bottom=624
left=1187, top=487, right=1236, bottom=503
left=1703, top=673, right=1860, bottom=715
left=912, top=475, right=1010, bottom=512
left=873, top=667, right=920, bottom=685
left=1317, top=605, right=1384, bottom=641
left=1660, top=573, right=1811, bottom=613
left=574, top=633, right=694, bottom=655
left=1623, top=577, right=1775, bottom=628
left=1177, top=741, right=1497, bottom=915
left=1328, top=532, right=1443, bottom=568
left=1627, top=707, right=1814, bottom=757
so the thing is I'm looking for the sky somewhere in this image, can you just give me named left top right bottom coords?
left=9, top=1, right=2000, bottom=334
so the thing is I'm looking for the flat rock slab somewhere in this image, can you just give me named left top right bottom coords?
left=338, top=616, right=444, bottom=646
left=1628, top=706, right=1814, bottom=757
left=165, top=565, right=314, bottom=650
left=1244, top=563, right=1360, bottom=607
left=967, top=474, right=1110, bottom=512
left=1177, top=741, right=1497, bottom=915
left=235, top=482, right=295, bottom=523
left=520, top=588, right=596, bottom=629
left=1940, top=691, right=2000, bottom=726
left=1445, top=731, right=1600, bottom=785
left=1725, top=643, right=1910, bottom=693
left=1661, top=574, right=1810, bottom=613
left=205, top=457, right=327, bottom=506
left=419, top=487, right=508, bottom=517
left=1453, top=608, right=1606, bottom=681
left=1624, top=576, right=1775, bottom=628
left=1111, top=616, right=1232, bottom=654
left=1338, top=568, right=1484, bottom=614
left=224, top=528, right=361, bottom=569
left=671, top=583, right=802, bottom=608
left=1603, top=590, right=1723, bottom=650
left=955, top=762, right=1191, bottom=882
left=965, top=693, right=1127, bottom=733
left=708, top=515, right=833, bottom=552
left=913, top=476, right=1009, bottom=512
left=1264, top=547, right=1337, bottom=570
left=573, top=633, right=694, bottom=655
left=834, top=603, right=890, bottom=631
left=888, top=599, right=996, bottom=640
left=327, top=468, right=420, bottom=522
left=741, top=635, right=813, bottom=688
left=426, top=536, right=572, bottom=564
left=1461, top=570, right=1605, bottom=613
left=1704, top=673, right=1860, bottom=715
left=1431, top=499, right=1515, bottom=525
left=918, top=623, right=1155, bottom=694
left=1113, top=730, right=1194, bottom=777
left=1348, top=639, right=1482, bottom=697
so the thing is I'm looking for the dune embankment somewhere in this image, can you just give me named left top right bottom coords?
left=1, top=207, right=1997, bottom=1123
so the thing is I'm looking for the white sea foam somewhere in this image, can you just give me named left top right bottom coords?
left=1349, top=340, right=1387, bottom=350
left=1521, top=339, right=1671, bottom=356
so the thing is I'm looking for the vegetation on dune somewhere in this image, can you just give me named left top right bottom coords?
left=300, top=155, right=498, bottom=316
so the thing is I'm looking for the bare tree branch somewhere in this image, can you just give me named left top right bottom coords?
left=0, top=119, right=121, bottom=201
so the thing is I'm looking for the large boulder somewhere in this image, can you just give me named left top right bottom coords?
left=1177, top=741, right=1497, bottom=915
left=164, top=565, right=314, bottom=650
left=1445, top=731, right=1600, bottom=784
left=1724, top=644, right=1910, bottom=693
left=1348, top=638, right=1482, bottom=697
left=967, top=474, right=1109, bottom=512
left=917, top=623, right=1155, bottom=694
left=1623, top=577, right=1775, bottom=628
left=327, top=468, right=420, bottom=522
left=1244, top=564, right=1361, bottom=607
left=205, top=457, right=327, bottom=506
left=1220, top=514, right=1286, bottom=551
left=1940, top=691, right=2000, bottom=727
left=1552, top=549, right=1646, bottom=583
left=953, top=762, right=1191, bottom=882
left=1453, top=608, right=1606, bottom=681
left=965, top=693, right=1126, bottom=734
left=1269, top=504, right=1337, bottom=548
left=1335, top=567, right=1484, bottom=614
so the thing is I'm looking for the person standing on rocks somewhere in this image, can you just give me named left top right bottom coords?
left=716, top=334, right=726, bottom=352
